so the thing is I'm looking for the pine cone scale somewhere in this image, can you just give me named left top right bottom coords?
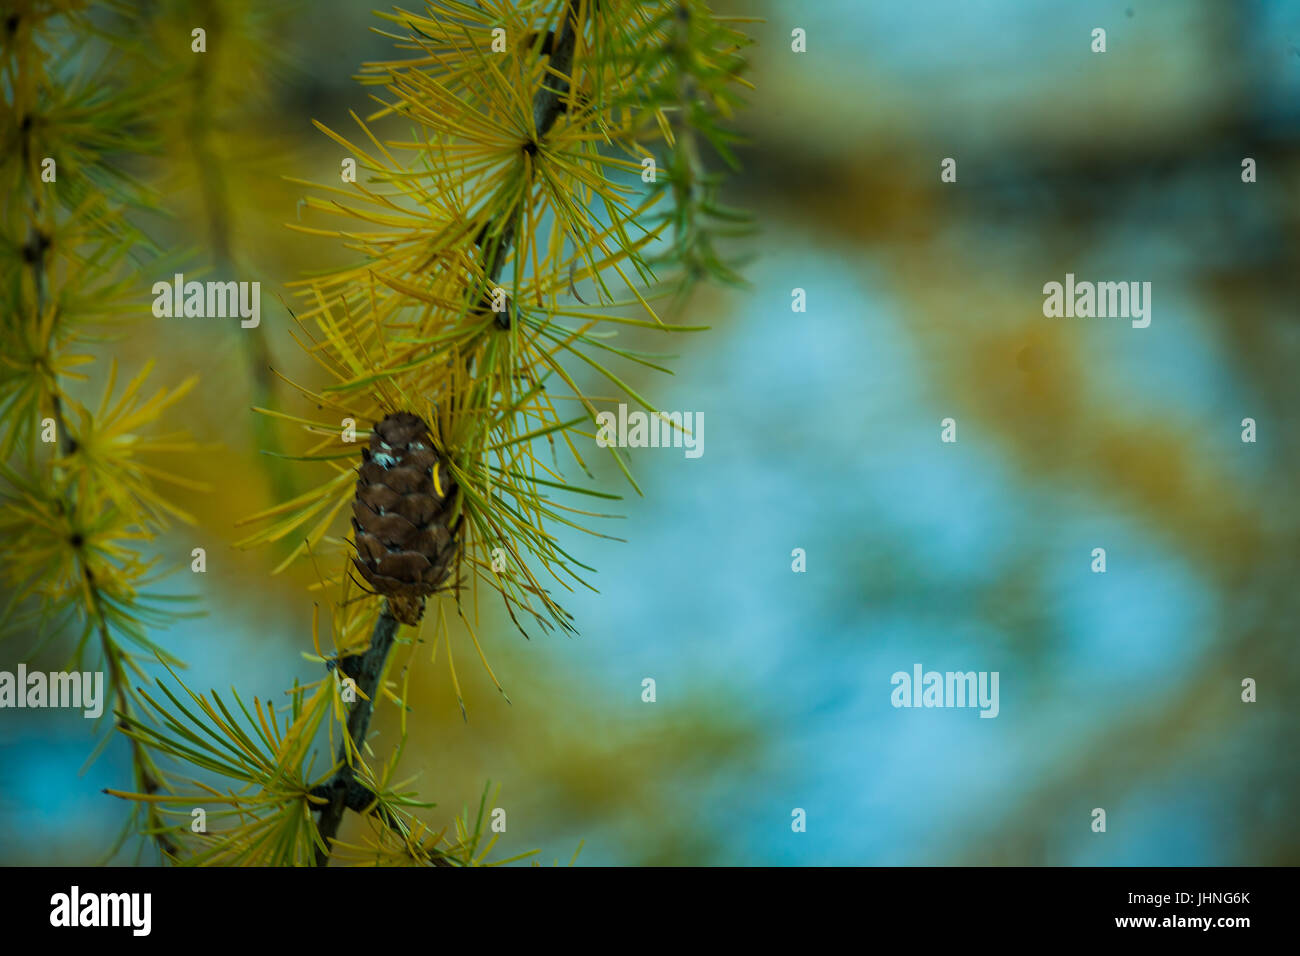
left=351, top=411, right=459, bottom=625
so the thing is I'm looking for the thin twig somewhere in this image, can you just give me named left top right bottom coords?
left=88, top=574, right=180, bottom=860
left=479, top=0, right=578, bottom=288
left=20, top=79, right=176, bottom=858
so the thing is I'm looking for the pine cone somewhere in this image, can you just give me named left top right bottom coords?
left=351, top=412, right=459, bottom=625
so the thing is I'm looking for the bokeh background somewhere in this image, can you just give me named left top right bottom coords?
left=3, top=0, right=1299, bottom=865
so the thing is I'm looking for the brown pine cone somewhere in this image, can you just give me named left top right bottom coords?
left=351, top=412, right=459, bottom=625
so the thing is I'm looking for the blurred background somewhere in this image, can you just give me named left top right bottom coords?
left=3, top=0, right=1299, bottom=865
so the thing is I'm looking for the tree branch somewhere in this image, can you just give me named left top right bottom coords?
left=17, top=34, right=174, bottom=860
left=313, top=602, right=401, bottom=866
left=312, top=3, right=583, bottom=868
left=477, top=1, right=579, bottom=289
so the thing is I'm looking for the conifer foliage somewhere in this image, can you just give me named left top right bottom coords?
left=242, top=0, right=756, bottom=642
left=9, top=0, right=754, bottom=866
left=1, top=1, right=203, bottom=861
